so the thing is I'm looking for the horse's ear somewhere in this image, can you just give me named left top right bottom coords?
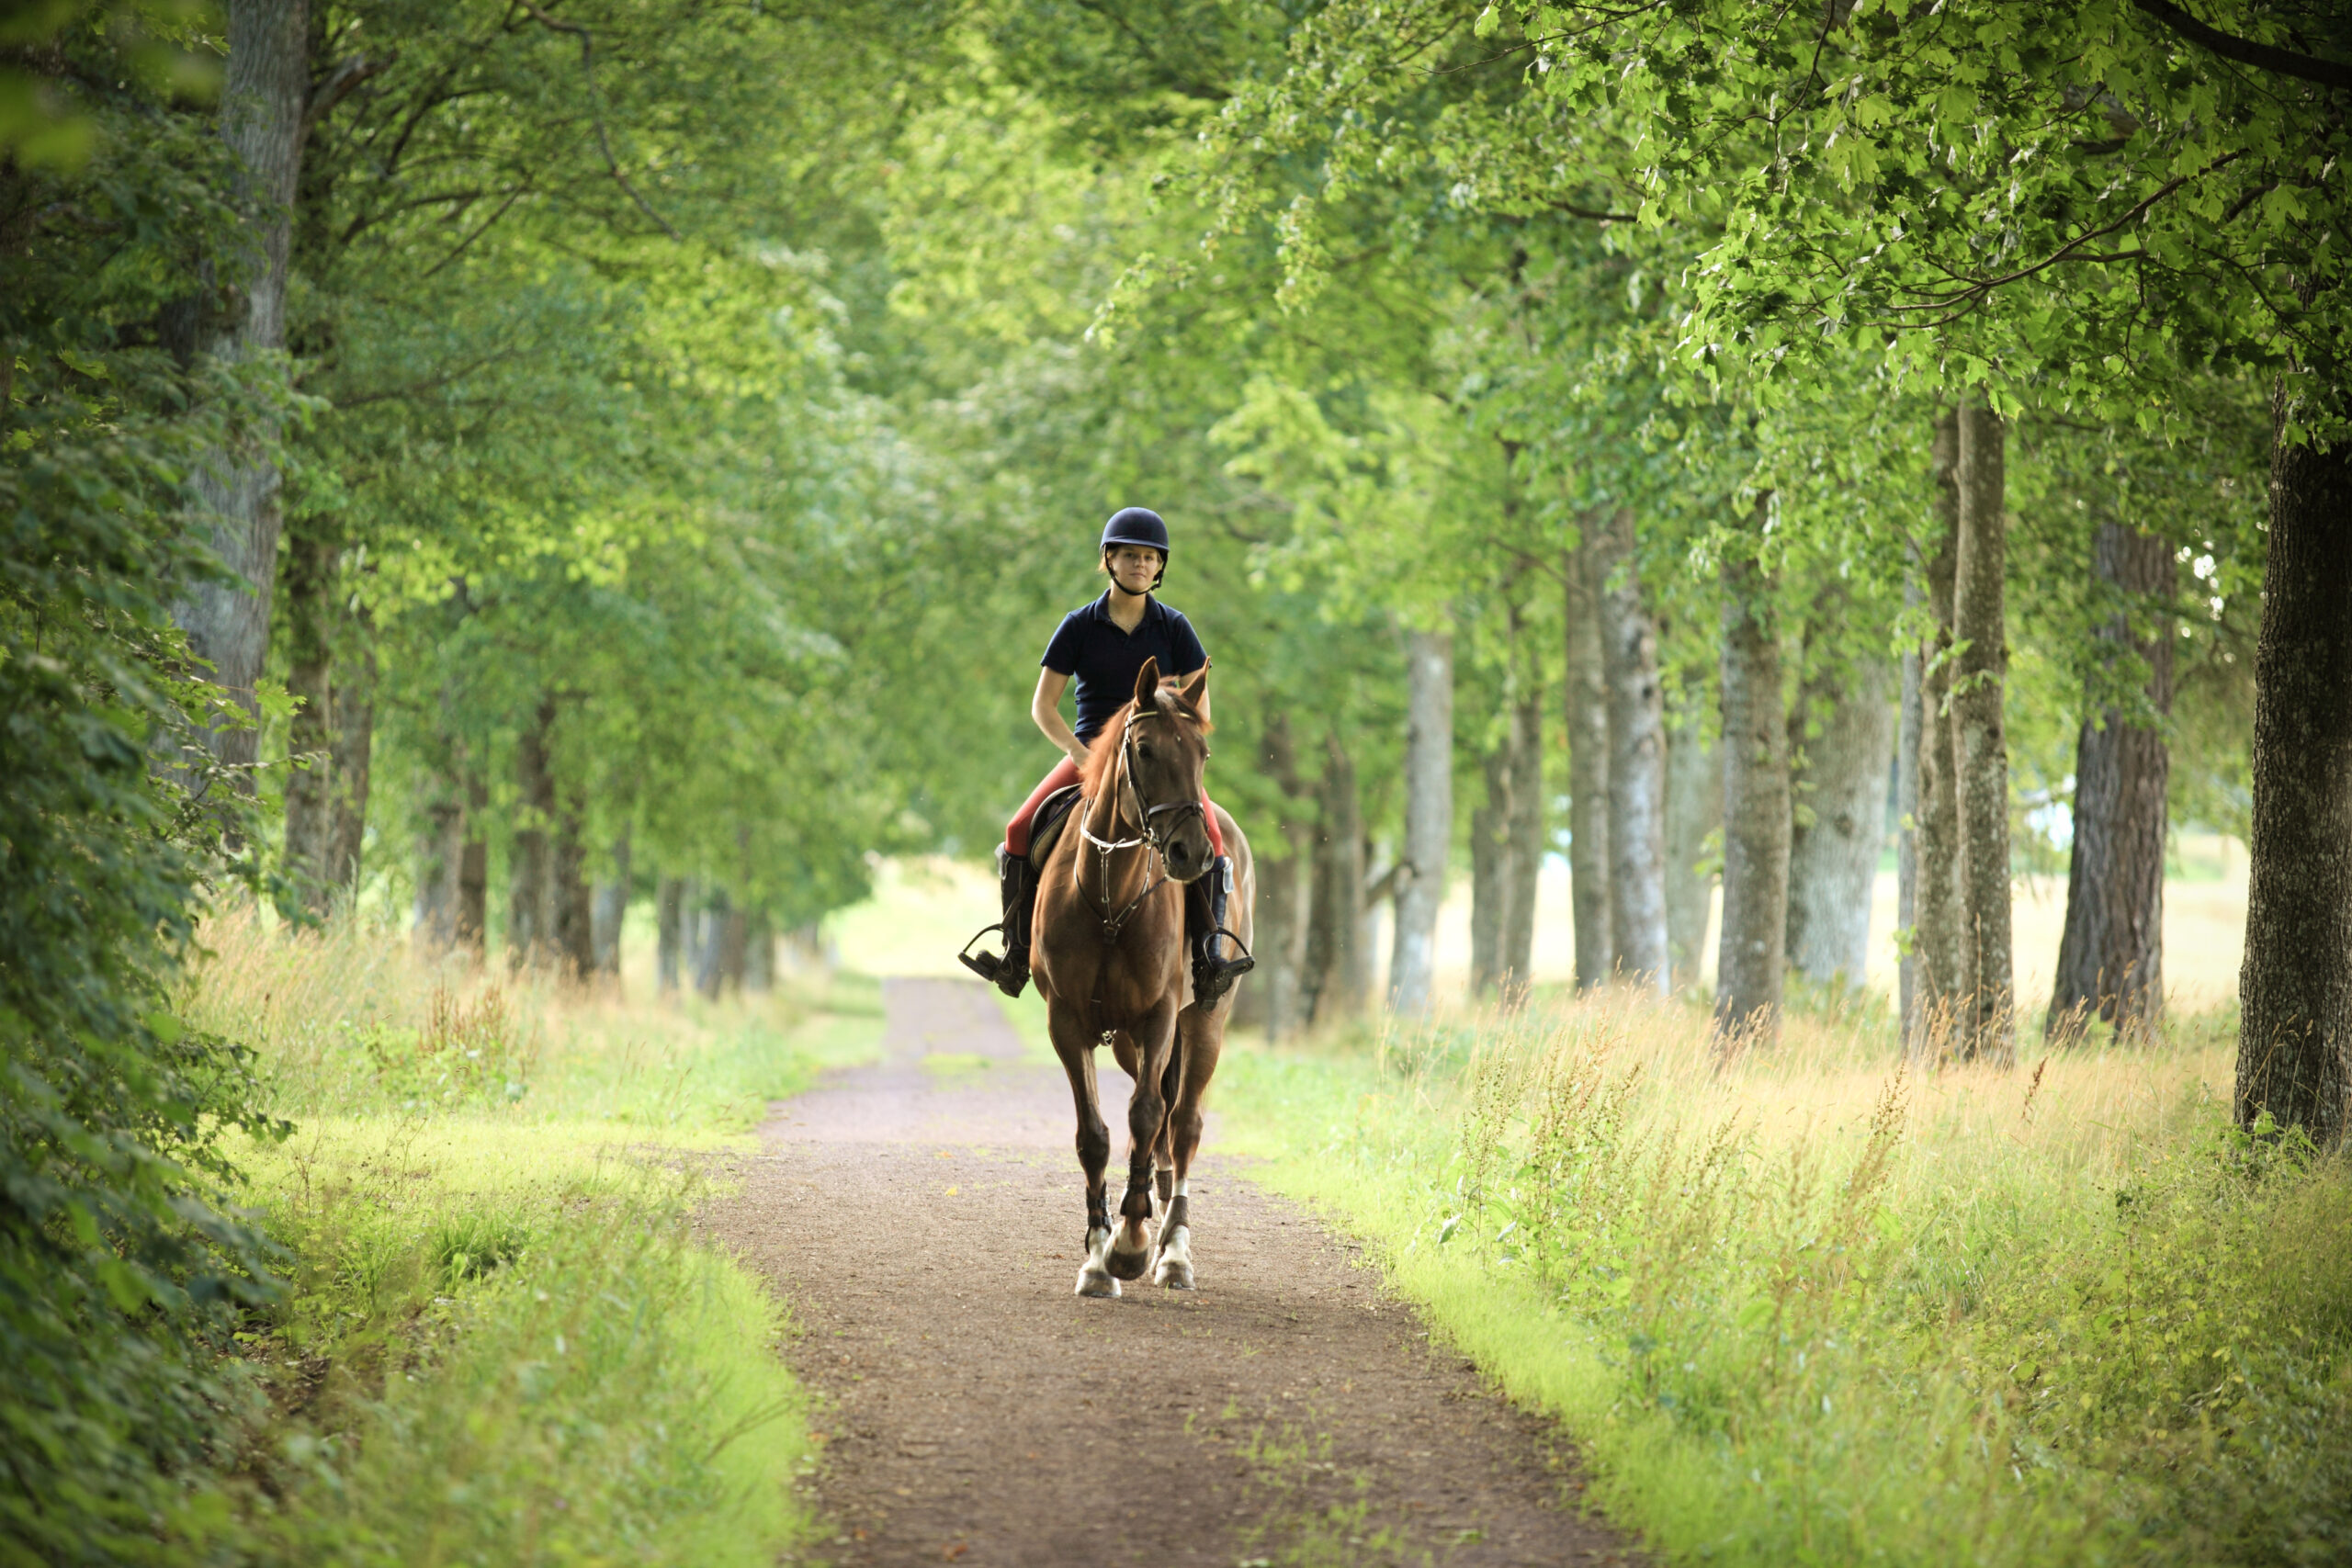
left=1133, top=656, right=1161, bottom=708
left=1180, top=666, right=1210, bottom=725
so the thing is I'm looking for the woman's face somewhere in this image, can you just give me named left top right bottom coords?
left=1106, top=544, right=1163, bottom=595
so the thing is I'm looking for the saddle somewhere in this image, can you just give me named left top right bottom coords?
left=1026, top=784, right=1083, bottom=865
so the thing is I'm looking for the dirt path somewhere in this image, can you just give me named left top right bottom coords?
left=707, top=977, right=1638, bottom=1567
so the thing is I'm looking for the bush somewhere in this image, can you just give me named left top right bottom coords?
left=1, top=18, right=296, bottom=1555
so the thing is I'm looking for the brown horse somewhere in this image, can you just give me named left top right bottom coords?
left=1032, top=656, right=1253, bottom=1296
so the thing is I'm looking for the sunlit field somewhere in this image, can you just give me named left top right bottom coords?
left=169, top=913, right=883, bottom=1563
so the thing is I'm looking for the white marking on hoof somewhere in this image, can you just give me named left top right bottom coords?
left=1153, top=1223, right=1195, bottom=1290
left=1076, top=1226, right=1120, bottom=1298
left=1107, top=1216, right=1153, bottom=1280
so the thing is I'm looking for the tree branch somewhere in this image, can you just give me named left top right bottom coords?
left=2130, top=0, right=2352, bottom=91
left=304, top=51, right=397, bottom=135
left=1890, top=151, right=2244, bottom=310
left=516, top=0, right=684, bottom=242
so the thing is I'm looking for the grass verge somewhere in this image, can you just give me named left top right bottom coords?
left=1215, top=994, right=2352, bottom=1568
left=172, top=911, right=886, bottom=1563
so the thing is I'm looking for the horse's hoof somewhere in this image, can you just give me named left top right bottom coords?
left=1154, top=1257, right=1195, bottom=1290
left=1075, top=1266, right=1120, bottom=1299
left=1105, top=1244, right=1151, bottom=1281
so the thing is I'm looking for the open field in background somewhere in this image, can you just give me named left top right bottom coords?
left=827, top=837, right=2253, bottom=1013
left=172, top=913, right=886, bottom=1564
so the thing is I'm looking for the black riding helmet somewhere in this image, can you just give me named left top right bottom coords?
left=1101, top=506, right=1169, bottom=590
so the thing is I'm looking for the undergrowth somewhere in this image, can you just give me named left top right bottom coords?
left=1223, top=992, right=2352, bottom=1568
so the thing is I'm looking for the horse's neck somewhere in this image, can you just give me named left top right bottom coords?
left=1080, top=752, right=1149, bottom=900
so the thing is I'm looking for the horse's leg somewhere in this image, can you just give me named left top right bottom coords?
left=1154, top=1000, right=1227, bottom=1290
left=1106, top=998, right=1178, bottom=1281
left=1153, top=1046, right=1178, bottom=1218
left=1049, top=997, right=1118, bottom=1299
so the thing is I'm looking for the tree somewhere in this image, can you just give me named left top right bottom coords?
left=175, top=0, right=311, bottom=781
left=2050, top=523, right=2176, bottom=1040
left=1951, top=400, right=2016, bottom=1063
left=1594, top=506, right=1669, bottom=991
left=1717, top=502, right=1791, bottom=1048
left=1392, top=626, right=1454, bottom=1011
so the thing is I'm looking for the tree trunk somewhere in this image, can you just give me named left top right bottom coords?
left=280, top=524, right=334, bottom=909
left=1914, top=409, right=1969, bottom=1055
left=1390, top=627, right=1453, bottom=1013
left=1716, top=508, right=1790, bottom=1050
left=1664, top=696, right=1721, bottom=991
left=553, top=807, right=594, bottom=981
left=510, top=698, right=557, bottom=967
left=1896, top=626, right=1922, bottom=1040
left=1470, top=740, right=1510, bottom=996
left=177, top=0, right=308, bottom=776
left=594, top=829, right=632, bottom=980
left=1503, top=683, right=1543, bottom=994
left=657, top=875, right=686, bottom=995
left=1566, top=538, right=1613, bottom=989
left=1951, top=396, right=2014, bottom=1064
left=695, top=888, right=731, bottom=998
left=1306, top=735, right=1368, bottom=1021
left=1245, top=715, right=1315, bottom=1038
left=324, top=613, right=373, bottom=900
left=1595, top=509, right=1669, bottom=993
left=2236, top=398, right=2352, bottom=1147
left=2050, top=522, right=2175, bottom=1041
left=1786, top=645, right=1894, bottom=987
left=413, top=770, right=465, bottom=951
left=457, top=767, right=488, bottom=959
left=745, top=908, right=775, bottom=993
left=1472, top=633, right=1543, bottom=1002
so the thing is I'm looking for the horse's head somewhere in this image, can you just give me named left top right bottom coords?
left=1122, top=656, right=1216, bottom=884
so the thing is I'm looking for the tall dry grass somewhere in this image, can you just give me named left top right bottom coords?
left=1225, top=987, right=2351, bottom=1568
left=182, top=906, right=881, bottom=1132
left=166, top=909, right=880, bottom=1564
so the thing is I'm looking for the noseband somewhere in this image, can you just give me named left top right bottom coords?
left=1078, top=707, right=1207, bottom=942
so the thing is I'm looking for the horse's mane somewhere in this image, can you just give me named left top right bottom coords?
left=1079, top=702, right=1134, bottom=801
left=1079, top=682, right=1211, bottom=801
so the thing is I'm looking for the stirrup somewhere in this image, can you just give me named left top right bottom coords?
left=957, top=923, right=1029, bottom=998
left=1192, top=926, right=1256, bottom=1005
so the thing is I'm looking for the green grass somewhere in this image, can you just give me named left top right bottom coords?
left=1216, top=995, right=2352, bottom=1568
left=230, top=1122, right=816, bottom=1567
left=169, top=911, right=889, bottom=1564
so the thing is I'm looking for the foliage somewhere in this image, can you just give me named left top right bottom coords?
left=0, top=11, right=300, bottom=1561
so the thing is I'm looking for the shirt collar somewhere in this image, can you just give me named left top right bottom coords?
left=1091, top=590, right=1159, bottom=624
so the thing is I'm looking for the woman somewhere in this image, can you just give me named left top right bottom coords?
left=960, top=507, right=1253, bottom=1004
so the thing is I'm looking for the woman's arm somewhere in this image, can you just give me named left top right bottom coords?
left=1032, top=669, right=1087, bottom=766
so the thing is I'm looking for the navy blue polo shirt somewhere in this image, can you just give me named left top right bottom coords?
left=1042, top=592, right=1208, bottom=741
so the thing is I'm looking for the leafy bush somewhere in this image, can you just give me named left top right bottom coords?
left=1, top=17, right=297, bottom=1560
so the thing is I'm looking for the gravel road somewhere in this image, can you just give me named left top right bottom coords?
left=706, top=976, right=1639, bottom=1567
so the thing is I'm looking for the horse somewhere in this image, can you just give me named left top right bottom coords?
left=1030, top=656, right=1253, bottom=1297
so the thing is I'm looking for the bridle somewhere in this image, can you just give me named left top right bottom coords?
left=1077, top=705, right=1208, bottom=944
